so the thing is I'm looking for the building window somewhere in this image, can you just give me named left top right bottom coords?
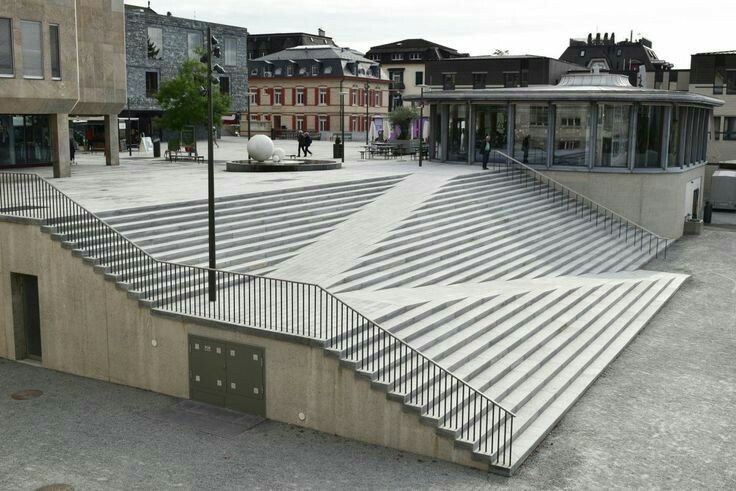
left=351, top=88, right=358, bottom=106
left=319, top=87, right=327, bottom=105
left=504, top=72, right=520, bottom=88
left=727, top=70, right=736, bottom=95
left=415, top=71, right=424, bottom=86
left=669, top=107, right=684, bottom=166
left=595, top=104, right=630, bottom=167
left=0, top=18, right=12, bottom=76
left=311, top=65, right=319, bottom=76
left=319, top=116, right=327, bottom=132
left=21, top=20, right=43, bottom=79
left=296, top=88, right=305, bottom=105
left=274, top=88, right=282, bottom=105
left=472, top=73, right=486, bottom=89
left=299, top=66, right=307, bottom=76
left=145, top=71, right=159, bottom=97
left=635, top=105, right=666, bottom=168
left=409, top=52, right=422, bottom=61
left=224, top=37, right=236, bottom=66
left=296, top=116, right=304, bottom=130
left=442, top=73, right=455, bottom=90
left=250, top=67, right=258, bottom=76
left=147, top=26, right=162, bottom=60
left=219, top=76, right=230, bottom=95
left=514, top=104, right=548, bottom=165
left=724, top=117, right=736, bottom=141
left=187, top=31, right=203, bottom=60
left=554, top=104, right=590, bottom=167
left=249, top=90, right=257, bottom=105
left=391, top=53, right=404, bottom=61
left=287, top=65, right=294, bottom=76
left=49, top=24, right=61, bottom=79
left=580, top=49, right=586, bottom=57
left=0, top=115, right=52, bottom=167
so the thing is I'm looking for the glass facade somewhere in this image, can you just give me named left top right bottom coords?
left=448, top=104, right=468, bottom=161
left=595, top=104, right=630, bottom=167
left=473, top=105, right=507, bottom=162
left=553, top=104, right=590, bottom=166
left=1, top=18, right=13, bottom=76
left=0, top=115, right=52, bottom=168
left=513, top=104, right=548, bottom=165
left=635, top=105, right=666, bottom=168
left=668, top=107, right=683, bottom=167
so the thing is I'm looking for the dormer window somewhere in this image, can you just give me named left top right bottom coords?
left=299, top=66, right=307, bottom=75
left=251, top=68, right=259, bottom=76
left=391, top=53, right=404, bottom=61
left=287, top=65, right=294, bottom=76
left=311, top=65, right=319, bottom=76
left=579, top=49, right=586, bottom=57
left=274, top=67, right=282, bottom=76
left=409, top=52, right=422, bottom=61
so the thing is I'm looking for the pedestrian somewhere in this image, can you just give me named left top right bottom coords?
left=522, top=135, right=530, bottom=164
left=303, top=131, right=313, bottom=156
left=297, top=130, right=305, bottom=157
left=212, top=126, right=219, bottom=148
left=481, top=135, right=491, bottom=170
left=69, top=136, right=77, bottom=165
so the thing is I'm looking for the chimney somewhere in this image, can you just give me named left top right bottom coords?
left=595, top=33, right=601, bottom=44
left=587, top=33, right=593, bottom=45
left=603, top=32, right=609, bottom=43
left=318, top=28, right=325, bottom=37
left=611, top=33, right=616, bottom=44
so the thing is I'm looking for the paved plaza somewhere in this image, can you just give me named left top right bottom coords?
left=0, top=223, right=734, bottom=490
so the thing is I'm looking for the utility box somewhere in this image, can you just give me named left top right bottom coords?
left=189, top=336, right=266, bottom=416
left=710, top=169, right=736, bottom=210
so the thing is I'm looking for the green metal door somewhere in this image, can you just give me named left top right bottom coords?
left=188, top=336, right=266, bottom=417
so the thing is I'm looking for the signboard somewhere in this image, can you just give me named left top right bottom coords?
left=141, top=137, right=154, bottom=153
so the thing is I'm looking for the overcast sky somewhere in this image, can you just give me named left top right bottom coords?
left=129, top=0, right=734, bottom=68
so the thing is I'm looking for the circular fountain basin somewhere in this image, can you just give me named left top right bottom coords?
left=226, top=159, right=342, bottom=172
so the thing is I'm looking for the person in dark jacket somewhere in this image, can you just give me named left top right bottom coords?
left=297, top=130, right=305, bottom=157
left=69, top=136, right=76, bottom=164
left=481, top=135, right=491, bottom=170
left=303, top=132, right=313, bottom=156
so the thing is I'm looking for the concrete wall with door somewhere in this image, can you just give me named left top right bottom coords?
left=0, top=219, right=483, bottom=471
left=539, top=166, right=705, bottom=239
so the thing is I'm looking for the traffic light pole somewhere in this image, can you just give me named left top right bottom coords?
left=207, top=27, right=217, bottom=302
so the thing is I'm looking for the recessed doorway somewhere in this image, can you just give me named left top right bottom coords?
left=11, top=273, right=42, bottom=361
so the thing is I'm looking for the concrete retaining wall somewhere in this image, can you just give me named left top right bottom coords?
left=0, top=220, right=482, bottom=471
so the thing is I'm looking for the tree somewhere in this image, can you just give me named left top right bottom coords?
left=492, top=49, right=509, bottom=56
left=154, top=58, right=231, bottom=133
left=388, top=106, right=419, bottom=140
left=147, top=37, right=160, bottom=59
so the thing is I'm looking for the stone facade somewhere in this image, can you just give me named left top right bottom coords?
left=124, top=6, right=248, bottom=115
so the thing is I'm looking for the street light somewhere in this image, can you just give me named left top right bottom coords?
left=364, top=81, right=369, bottom=145
left=201, top=27, right=222, bottom=302
left=418, top=85, right=425, bottom=167
left=339, top=90, right=349, bottom=163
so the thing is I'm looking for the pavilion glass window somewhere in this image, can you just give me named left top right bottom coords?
left=513, top=104, right=548, bottom=165
left=447, top=104, right=468, bottom=161
left=0, top=18, right=12, bottom=76
left=635, top=105, right=666, bottom=168
left=442, top=73, right=455, bottom=90
left=726, top=70, right=736, bottom=95
left=595, top=104, right=630, bottom=167
left=472, top=73, right=486, bottom=89
left=504, top=72, right=520, bottom=88
left=553, top=104, right=590, bottom=167
left=147, top=27, right=162, bottom=60
left=724, top=117, right=736, bottom=141
left=668, top=106, right=683, bottom=167
left=0, top=115, right=51, bottom=168
left=49, top=24, right=61, bottom=79
left=473, top=105, right=508, bottom=162
left=21, top=20, right=43, bottom=79
left=415, top=71, right=424, bottom=86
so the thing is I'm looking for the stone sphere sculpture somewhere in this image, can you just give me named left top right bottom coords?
left=247, top=135, right=275, bottom=162
left=272, top=155, right=281, bottom=163
left=273, top=148, right=286, bottom=161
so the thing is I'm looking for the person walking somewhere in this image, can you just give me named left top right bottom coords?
left=481, top=135, right=491, bottom=170
left=69, top=136, right=77, bottom=165
left=297, top=130, right=305, bottom=157
left=303, top=131, right=313, bottom=156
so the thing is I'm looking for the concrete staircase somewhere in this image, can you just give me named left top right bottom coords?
left=94, top=176, right=405, bottom=276
left=330, top=172, right=655, bottom=292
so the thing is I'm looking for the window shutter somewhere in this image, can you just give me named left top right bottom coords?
left=292, top=115, right=296, bottom=129
left=326, top=116, right=330, bottom=131
left=326, top=87, right=331, bottom=105
left=291, top=88, right=296, bottom=105
left=314, top=88, right=319, bottom=105
left=256, top=89, right=261, bottom=105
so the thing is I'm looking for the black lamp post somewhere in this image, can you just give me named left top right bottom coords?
left=126, top=97, right=132, bottom=157
left=418, top=85, right=424, bottom=167
left=365, top=81, right=369, bottom=145
left=201, top=27, right=224, bottom=302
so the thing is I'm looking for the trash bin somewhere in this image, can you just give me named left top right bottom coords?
left=703, top=202, right=713, bottom=224
left=153, top=139, right=161, bottom=158
left=333, top=143, right=343, bottom=159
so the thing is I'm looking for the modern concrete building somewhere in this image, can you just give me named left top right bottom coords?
left=0, top=0, right=127, bottom=176
left=122, top=4, right=248, bottom=141
left=247, top=30, right=336, bottom=60
left=411, top=72, right=723, bottom=238
left=559, top=32, right=675, bottom=89
left=245, top=46, right=390, bottom=140
left=366, top=39, right=468, bottom=111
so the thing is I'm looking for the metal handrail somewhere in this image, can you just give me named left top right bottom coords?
left=0, top=171, right=516, bottom=466
left=491, top=150, right=672, bottom=259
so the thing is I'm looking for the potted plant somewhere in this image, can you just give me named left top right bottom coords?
left=388, top=106, right=419, bottom=155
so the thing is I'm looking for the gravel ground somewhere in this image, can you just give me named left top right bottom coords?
left=1, top=226, right=734, bottom=490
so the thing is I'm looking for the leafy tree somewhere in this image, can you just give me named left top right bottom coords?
left=147, top=37, right=160, bottom=59
left=154, top=58, right=231, bottom=133
left=492, top=49, right=510, bottom=56
left=388, top=106, right=419, bottom=140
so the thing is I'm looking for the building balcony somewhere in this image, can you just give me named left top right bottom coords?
left=390, top=81, right=405, bottom=91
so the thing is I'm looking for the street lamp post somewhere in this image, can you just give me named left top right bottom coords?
left=126, top=97, right=132, bottom=157
left=418, top=85, right=424, bottom=167
left=365, top=81, right=369, bottom=145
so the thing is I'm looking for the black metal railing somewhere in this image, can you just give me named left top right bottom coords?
left=492, top=151, right=671, bottom=259
left=0, top=171, right=516, bottom=467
